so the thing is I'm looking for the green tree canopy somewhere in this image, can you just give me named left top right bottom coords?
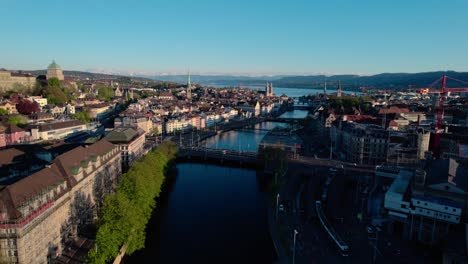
left=97, top=85, right=114, bottom=102
left=87, top=142, right=177, bottom=264
left=72, top=111, right=91, bottom=123
left=7, top=115, right=27, bottom=126
left=0, top=108, right=8, bottom=115
left=48, top=77, right=61, bottom=88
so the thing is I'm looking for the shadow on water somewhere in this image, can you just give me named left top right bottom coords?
left=125, top=162, right=276, bottom=264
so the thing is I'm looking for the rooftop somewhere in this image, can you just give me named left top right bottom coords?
left=47, top=60, right=61, bottom=69
left=105, top=127, right=142, bottom=143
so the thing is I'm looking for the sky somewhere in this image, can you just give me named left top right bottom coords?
left=0, top=0, right=467, bottom=76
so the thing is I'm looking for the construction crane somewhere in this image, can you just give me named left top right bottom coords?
left=417, top=75, right=468, bottom=157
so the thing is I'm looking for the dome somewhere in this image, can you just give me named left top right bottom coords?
left=48, top=60, right=61, bottom=69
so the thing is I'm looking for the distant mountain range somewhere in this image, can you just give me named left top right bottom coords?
left=19, top=69, right=468, bottom=90
left=149, top=71, right=468, bottom=90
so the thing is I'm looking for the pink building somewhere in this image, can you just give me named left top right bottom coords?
left=0, top=126, right=5, bottom=147
left=3, top=124, right=25, bottom=146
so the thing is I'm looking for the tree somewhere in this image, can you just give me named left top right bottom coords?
left=97, top=85, right=114, bottom=102
left=72, top=111, right=91, bottom=123
left=0, top=108, right=7, bottom=115
left=16, top=99, right=40, bottom=115
left=46, top=86, right=68, bottom=104
left=7, top=115, right=27, bottom=126
left=48, top=77, right=61, bottom=88
left=87, top=142, right=177, bottom=264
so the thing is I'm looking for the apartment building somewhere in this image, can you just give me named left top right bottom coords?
left=0, top=140, right=121, bottom=263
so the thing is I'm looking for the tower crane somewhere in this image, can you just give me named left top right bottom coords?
left=417, top=75, right=468, bottom=157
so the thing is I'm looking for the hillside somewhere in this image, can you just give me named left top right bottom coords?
left=273, top=71, right=468, bottom=90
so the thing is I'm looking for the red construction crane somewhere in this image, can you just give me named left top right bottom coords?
left=418, top=75, right=468, bottom=157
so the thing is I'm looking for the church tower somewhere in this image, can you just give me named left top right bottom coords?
left=337, top=81, right=342, bottom=97
left=187, top=71, right=192, bottom=99
left=265, top=82, right=273, bottom=97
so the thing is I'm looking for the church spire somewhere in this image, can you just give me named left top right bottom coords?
left=337, top=81, right=342, bottom=97
left=187, top=70, right=192, bottom=99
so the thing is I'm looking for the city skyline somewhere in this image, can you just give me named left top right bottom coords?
left=1, top=0, right=468, bottom=75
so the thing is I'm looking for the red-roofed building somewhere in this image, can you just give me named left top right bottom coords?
left=0, top=139, right=121, bottom=263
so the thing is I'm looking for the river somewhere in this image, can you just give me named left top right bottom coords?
left=127, top=112, right=306, bottom=263
left=203, top=121, right=288, bottom=151
left=126, top=163, right=276, bottom=264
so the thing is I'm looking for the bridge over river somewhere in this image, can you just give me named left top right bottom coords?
left=177, top=146, right=375, bottom=174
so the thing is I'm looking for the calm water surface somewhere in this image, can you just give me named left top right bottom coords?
left=127, top=163, right=276, bottom=264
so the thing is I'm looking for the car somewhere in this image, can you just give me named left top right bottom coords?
left=366, top=226, right=375, bottom=234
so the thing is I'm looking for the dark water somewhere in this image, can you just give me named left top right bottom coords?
left=203, top=121, right=289, bottom=151
left=127, top=163, right=276, bottom=264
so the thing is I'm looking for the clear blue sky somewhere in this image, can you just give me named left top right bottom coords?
left=1, top=0, right=467, bottom=75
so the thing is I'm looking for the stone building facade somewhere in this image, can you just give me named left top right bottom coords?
left=0, top=70, right=36, bottom=92
left=0, top=139, right=121, bottom=263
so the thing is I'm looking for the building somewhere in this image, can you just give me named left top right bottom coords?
left=337, top=81, right=342, bottom=97
left=0, top=101, right=18, bottom=114
left=27, top=120, right=98, bottom=141
left=0, top=69, right=36, bottom=92
left=0, top=124, right=26, bottom=147
left=115, top=115, right=153, bottom=135
left=158, top=91, right=175, bottom=100
left=331, top=121, right=389, bottom=165
left=382, top=159, right=467, bottom=245
left=28, top=112, right=54, bottom=123
left=85, top=103, right=114, bottom=120
left=105, top=127, right=146, bottom=169
left=0, top=139, right=121, bottom=263
left=26, top=96, right=48, bottom=108
left=265, top=82, right=274, bottom=97
left=186, top=72, right=192, bottom=100
left=46, top=60, right=64, bottom=81
left=165, top=117, right=191, bottom=134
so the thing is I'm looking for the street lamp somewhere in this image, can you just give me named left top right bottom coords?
left=276, top=193, right=280, bottom=220
left=293, top=229, right=299, bottom=264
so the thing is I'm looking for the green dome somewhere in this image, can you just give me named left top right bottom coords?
left=48, top=60, right=61, bottom=69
